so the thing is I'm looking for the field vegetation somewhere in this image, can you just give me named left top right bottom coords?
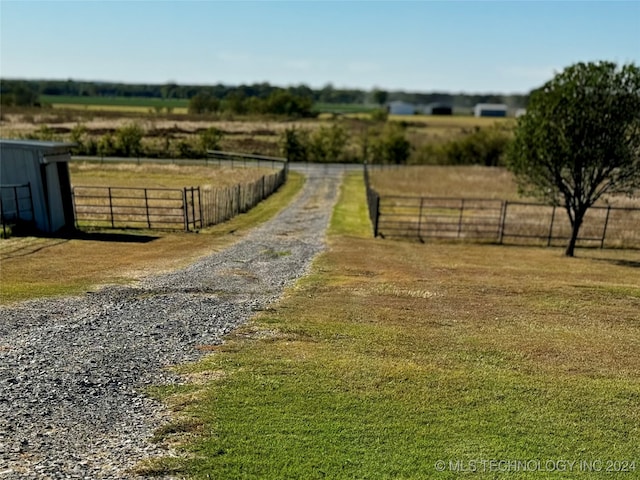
left=70, top=161, right=272, bottom=189
left=369, top=165, right=640, bottom=208
left=137, top=172, right=640, bottom=479
left=1, top=104, right=514, bottom=166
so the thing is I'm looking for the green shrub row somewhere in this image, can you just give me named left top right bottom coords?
left=21, top=120, right=512, bottom=165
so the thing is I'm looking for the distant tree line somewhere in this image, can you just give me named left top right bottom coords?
left=0, top=78, right=529, bottom=111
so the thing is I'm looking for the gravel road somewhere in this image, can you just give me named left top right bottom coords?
left=0, top=170, right=341, bottom=479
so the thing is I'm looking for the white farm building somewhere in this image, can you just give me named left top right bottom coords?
left=388, top=101, right=416, bottom=115
left=474, top=103, right=508, bottom=117
left=0, top=140, right=76, bottom=234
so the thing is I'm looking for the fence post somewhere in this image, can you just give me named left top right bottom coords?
left=374, top=194, right=380, bottom=237
left=417, top=197, right=424, bottom=240
left=13, top=185, right=20, bottom=222
left=190, top=187, right=197, bottom=231
left=108, top=187, right=115, bottom=228
left=547, top=205, right=557, bottom=246
left=601, top=205, right=611, bottom=249
left=457, top=199, right=465, bottom=238
left=144, top=188, right=151, bottom=228
left=198, top=187, right=203, bottom=229
left=27, top=182, right=34, bottom=224
left=72, top=186, right=78, bottom=229
left=182, top=187, right=189, bottom=231
left=498, top=201, right=508, bottom=244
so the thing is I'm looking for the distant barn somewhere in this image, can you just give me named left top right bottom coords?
left=425, top=103, right=453, bottom=115
left=474, top=103, right=508, bottom=117
left=388, top=101, right=416, bottom=115
left=0, top=140, right=76, bottom=234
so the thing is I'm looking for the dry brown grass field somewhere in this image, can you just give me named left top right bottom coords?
left=370, top=165, right=640, bottom=208
left=0, top=107, right=511, bottom=160
left=70, top=161, right=272, bottom=189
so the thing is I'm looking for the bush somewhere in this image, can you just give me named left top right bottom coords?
left=115, top=123, right=144, bottom=157
left=443, top=126, right=511, bottom=166
left=199, top=127, right=224, bottom=155
left=280, top=127, right=309, bottom=162
left=308, top=123, right=348, bottom=163
left=371, top=122, right=412, bottom=165
left=370, top=108, right=389, bottom=123
left=97, top=133, right=117, bottom=158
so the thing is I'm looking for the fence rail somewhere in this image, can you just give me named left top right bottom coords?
left=72, top=159, right=288, bottom=232
left=1, top=183, right=34, bottom=237
left=364, top=164, right=640, bottom=249
left=73, top=186, right=198, bottom=230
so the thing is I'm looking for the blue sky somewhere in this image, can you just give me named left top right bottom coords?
left=1, top=1, right=638, bottom=94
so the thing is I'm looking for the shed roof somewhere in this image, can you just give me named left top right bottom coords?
left=1, top=139, right=76, bottom=164
left=1, top=139, right=76, bottom=150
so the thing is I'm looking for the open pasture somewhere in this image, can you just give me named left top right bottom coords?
left=367, top=165, right=640, bottom=247
left=69, top=161, right=272, bottom=189
left=141, top=172, right=640, bottom=478
left=40, top=94, right=189, bottom=110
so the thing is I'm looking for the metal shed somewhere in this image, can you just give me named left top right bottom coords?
left=0, top=139, right=76, bottom=233
left=388, top=101, right=416, bottom=115
left=425, top=103, right=453, bottom=115
left=474, top=103, right=508, bottom=117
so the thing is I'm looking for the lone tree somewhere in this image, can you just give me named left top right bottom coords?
left=372, top=88, right=388, bottom=107
left=507, top=61, right=640, bottom=256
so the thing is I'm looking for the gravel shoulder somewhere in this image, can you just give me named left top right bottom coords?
left=0, top=170, right=341, bottom=479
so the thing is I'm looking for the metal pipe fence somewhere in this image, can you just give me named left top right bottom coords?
left=363, top=164, right=640, bottom=249
left=72, top=161, right=288, bottom=232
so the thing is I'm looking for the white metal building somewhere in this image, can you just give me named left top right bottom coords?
left=0, top=140, right=76, bottom=233
left=474, top=103, right=508, bottom=117
left=388, top=101, right=416, bottom=115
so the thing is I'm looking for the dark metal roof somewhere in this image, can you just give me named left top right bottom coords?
left=0, top=139, right=76, bottom=150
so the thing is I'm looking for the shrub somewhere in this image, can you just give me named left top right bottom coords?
left=371, top=122, right=412, bottom=165
left=198, top=127, right=224, bottom=155
left=444, top=126, right=511, bottom=166
left=370, top=108, right=389, bottom=123
left=97, top=133, right=117, bottom=158
left=279, top=127, right=309, bottom=163
left=115, top=123, right=144, bottom=157
left=308, top=123, right=348, bottom=163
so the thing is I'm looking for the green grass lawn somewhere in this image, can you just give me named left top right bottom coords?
left=137, top=173, right=640, bottom=479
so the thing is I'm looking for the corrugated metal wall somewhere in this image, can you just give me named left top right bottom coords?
left=0, top=142, right=73, bottom=233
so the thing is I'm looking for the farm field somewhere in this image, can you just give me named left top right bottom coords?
left=369, top=165, right=640, bottom=208
left=140, top=172, right=640, bottom=478
left=69, top=161, right=273, bottom=189
left=0, top=105, right=512, bottom=162
left=40, top=94, right=189, bottom=111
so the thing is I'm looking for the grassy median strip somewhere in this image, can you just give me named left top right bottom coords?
left=0, top=172, right=304, bottom=305
left=138, top=173, right=640, bottom=478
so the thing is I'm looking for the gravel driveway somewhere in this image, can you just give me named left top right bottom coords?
left=0, top=169, right=341, bottom=479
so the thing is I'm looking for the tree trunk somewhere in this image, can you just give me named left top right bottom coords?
left=565, top=210, right=585, bottom=257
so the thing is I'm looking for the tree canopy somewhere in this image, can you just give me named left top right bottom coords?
left=507, top=61, right=640, bottom=256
